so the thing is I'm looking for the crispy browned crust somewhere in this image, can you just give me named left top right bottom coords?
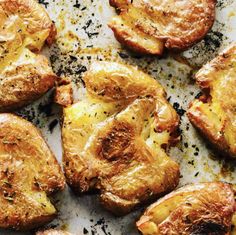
left=137, top=182, right=235, bottom=235
left=109, top=0, right=128, bottom=9
left=62, top=61, right=180, bottom=215
left=0, top=0, right=56, bottom=50
left=54, top=77, right=73, bottom=107
left=0, top=0, right=58, bottom=111
left=0, top=113, right=65, bottom=230
left=187, top=44, right=236, bottom=158
left=36, top=229, right=72, bottom=235
left=47, top=23, right=57, bottom=47
left=0, top=54, right=57, bottom=111
left=109, top=0, right=216, bottom=55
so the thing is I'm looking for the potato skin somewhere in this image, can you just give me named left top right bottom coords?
left=54, top=77, right=73, bottom=107
left=0, top=0, right=57, bottom=111
left=109, top=0, right=216, bottom=55
left=0, top=0, right=56, bottom=51
left=0, top=53, right=57, bottom=111
left=62, top=62, right=180, bottom=215
left=0, top=113, right=65, bottom=230
left=137, top=182, right=235, bottom=235
left=187, top=44, right=236, bottom=158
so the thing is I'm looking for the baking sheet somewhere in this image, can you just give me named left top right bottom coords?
left=1, top=0, right=236, bottom=234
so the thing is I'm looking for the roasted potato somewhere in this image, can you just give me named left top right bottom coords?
left=0, top=0, right=58, bottom=111
left=0, top=48, right=57, bottom=111
left=137, top=182, right=236, bottom=235
left=62, top=62, right=180, bottom=215
left=0, top=0, right=56, bottom=52
left=54, top=77, right=73, bottom=107
left=187, top=44, right=236, bottom=158
left=109, top=0, right=216, bottom=55
left=36, top=229, right=72, bottom=235
left=0, top=113, right=65, bottom=230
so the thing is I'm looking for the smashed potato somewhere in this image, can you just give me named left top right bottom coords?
left=109, top=0, right=216, bottom=55
left=62, top=61, right=180, bottom=215
left=0, top=0, right=56, bottom=52
left=0, top=114, right=65, bottom=230
left=0, top=0, right=57, bottom=111
left=137, top=182, right=236, bottom=235
left=187, top=44, right=236, bottom=158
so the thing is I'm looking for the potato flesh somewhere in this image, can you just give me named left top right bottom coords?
left=63, top=97, right=121, bottom=155
left=0, top=0, right=55, bottom=52
left=62, top=61, right=180, bottom=214
left=187, top=45, right=236, bottom=157
left=109, top=0, right=216, bottom=54
left=64, top=98, right=170, bottom=157
left=137, top=183, right=235, bottom=235
left=109, top=15, right=164, bottom=55
left=0, top=114, right=65, bottom=230
left=0, top=0, right=57, bottom=111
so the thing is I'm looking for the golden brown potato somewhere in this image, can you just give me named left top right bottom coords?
left=0, top=0, right=56, bottom=51
left=0, top=0, right=58, bottom=111
left=62, top=61, right=180, bottom=215
left=36, top=229, right=72, bottom=235
left=109, top=0, right=216, bottom=55
left=0, top=48, right=57, bottom=111
left=0, top=113, right=65, bottom=230
left=54, top=77, right=73, bottom=107
left=187, top=44, right=236, bottom=158
left=137, top=182, right=236, bottom=235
